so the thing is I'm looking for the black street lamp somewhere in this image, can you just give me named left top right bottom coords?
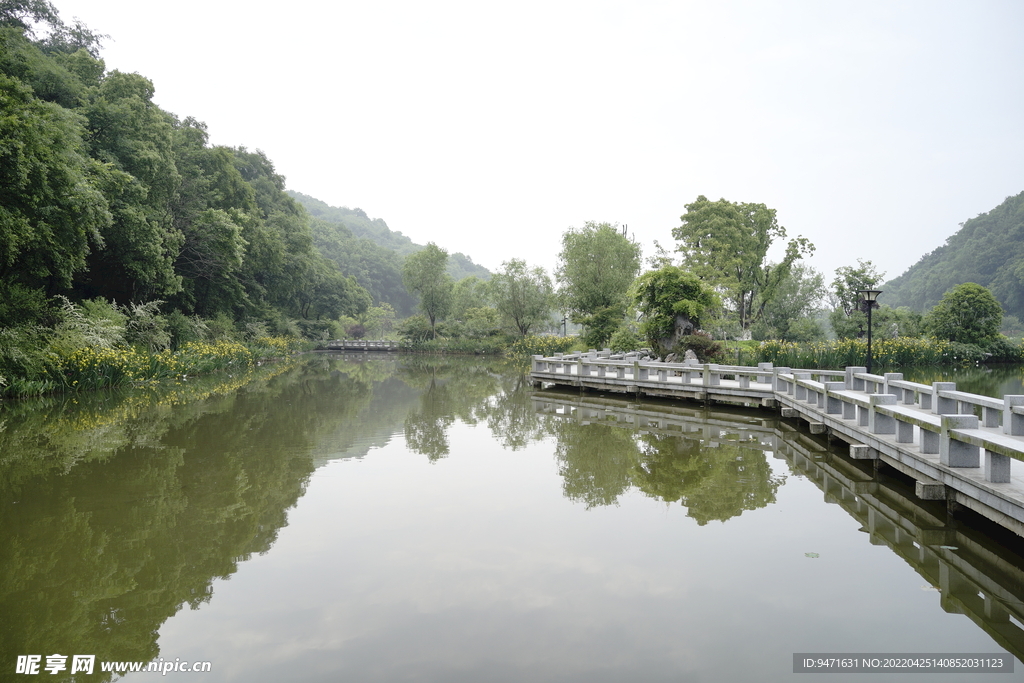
left=857, top=289, right=883, bottom=373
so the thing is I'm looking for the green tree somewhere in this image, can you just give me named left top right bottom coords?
left=673, top=196, right=813, bottom=337
left=753, top=263, right=826, bottom=341
left=0, top=73, right=111, bottom=294
left=828, top=259, right=885, bottom=340
left=925, top=282, right=1002, bottom=345
left=402, top=243, right=453, bottom=338
left=491, top=259, right=553, bottom=336
left=450, top=275, right=491, bottom=320
left=362, top=303, right=397, bottom=339
left=556, top=221, right=641, bottom=348
left=630, top=266, right=719, bottom=357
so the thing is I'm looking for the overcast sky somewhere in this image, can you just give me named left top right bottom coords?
left=55, top=0, right=1024, bottom=288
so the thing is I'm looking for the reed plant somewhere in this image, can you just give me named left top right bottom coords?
left=504, top=335, right=578, bottom=359
left=752, top=337, right=989, bottom=370
left=1, top=335, right=306, bottom=398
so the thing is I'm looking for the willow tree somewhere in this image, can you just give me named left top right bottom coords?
left=673, top=196, right=813, bottom=338
left=556, top=222, right=641, bottom=347
left=491, top=259, right=553, bottom=336
left=402, top=242, right=453, bottom=338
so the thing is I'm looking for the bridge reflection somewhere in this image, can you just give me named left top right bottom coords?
left=532, top=392, right=1024, bottom=660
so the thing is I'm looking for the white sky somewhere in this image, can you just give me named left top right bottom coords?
left=54, top=0, right=1024, bottom=287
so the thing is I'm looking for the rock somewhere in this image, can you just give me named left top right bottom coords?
left=683, top=349, right=699, bottom=362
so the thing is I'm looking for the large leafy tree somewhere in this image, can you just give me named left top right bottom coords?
left=491, top=259, right=553, bottom=336
left=556, top=221, right=641, bottom=347
left=926, top=282, right=1002, bottom=345
left=828, top=259, right=885, bottom=340
left=754, top=263, right=826, bottom=342
left=673, top=196, right=813, bottom=337
left=78, top=70, right=184, bottom=301
left=630, top=266, right=718, bottom=357
left=0, top=73, right=111, bottom=295
left=402, top=243, right=453, bottom=338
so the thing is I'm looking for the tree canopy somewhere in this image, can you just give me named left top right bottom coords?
left=0, top=18, right=373, bottom=330
left=673, top=196, right=813, bottom=336
left=556, top=221, right=641, bottom=347
left=491, top=259, right=553, bottom=336
left=630, top=266, right=718, bottom=356
left=926, top=282, right=1002, bottom=345
left=402, top=242, right=453, bottom=337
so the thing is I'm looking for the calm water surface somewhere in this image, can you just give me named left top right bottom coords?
left=2, top=355, right=1022, bottom=682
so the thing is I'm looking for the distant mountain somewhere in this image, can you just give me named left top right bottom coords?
left=289, top=191, right=492, bottom=282
left=883, top=191, right=1024, bottom=319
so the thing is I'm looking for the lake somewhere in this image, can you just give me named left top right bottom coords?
left=2, top=354, right=1022, bottom=681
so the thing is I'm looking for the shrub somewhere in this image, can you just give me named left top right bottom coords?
left=504, top=335, right=577, bottom=358
left=674, top=331, right=724, bottom=362
left=397, top=315, right=434, bottom=342
left=983, top=336, right=1023, bottom=363
left=609, top=327, right=642, bottom=353
left=165, top=311, right=209, bottom=350
left=120, top=300, right=171, bottom=352
left=346, top=323, right=366, bottom=339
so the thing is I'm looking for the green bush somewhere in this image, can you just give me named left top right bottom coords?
left=983, top=336, right=1024, bottom=363
left=505, top=335, right=578, bottom=358
left=609, top=327, right=642, bottom=353
left=397, top=315, right=435, bottom=342
left=674, top=331, right=724, bottom=363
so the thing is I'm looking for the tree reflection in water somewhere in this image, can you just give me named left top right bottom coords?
left=546, top=414, right=784, bottom=522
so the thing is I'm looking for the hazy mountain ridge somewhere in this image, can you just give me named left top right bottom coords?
left=289, top=191, right=492, bottom=283
left=883, top=191, right=1024, bottom=318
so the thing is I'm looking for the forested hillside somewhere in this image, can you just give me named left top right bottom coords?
left=884, top=192, right=1024, bottom=318
left=0, top=8, right=372, bottom=330
left=290, top=191, right=492, bottom=283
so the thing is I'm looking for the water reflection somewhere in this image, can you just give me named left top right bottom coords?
left=536, top=394, right=786, bottom=523
left=902, top=364, right=1024, bottom=399
left=534, top=391, right=1024, bottom=661
left=776, top=436, right=1024, bottom=661
left=2, top=355, right=1022, bottom=680
left=0, top=356, right=422, bottom=680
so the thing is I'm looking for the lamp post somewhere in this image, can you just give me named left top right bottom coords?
left=857, top=289, right=882, bottom=374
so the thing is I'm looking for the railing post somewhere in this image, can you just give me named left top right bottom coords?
left=845, top=366, right=867, bottom=392
left=869, top=394, right=897, bottom=434
left=793, top=373, right=810, bottom=401
left=940, top=414, right=980, bottom=467
left=985, top=449, right=1011, bottom=483
left=921, top=426, right=940, bottom=454
left=757, top=362, right=773, bottom=385
left=824, top=382, right=844, bottom=414
left=883, top=373, right=903, bottom=397
left=1003, top=396, right=1024, bottom=435
left=773, top=367, right=791, bottom=393
left=933, top=382, right=957, bottom=415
